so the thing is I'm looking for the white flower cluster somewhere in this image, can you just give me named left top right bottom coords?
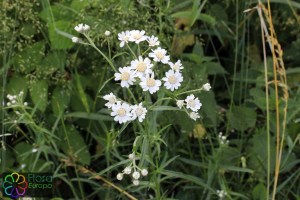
left=116, top=30, right=184, bottom=93
left=218, top=132, right=229, bottom=145
left=6, top=91, right=27, bottom=107
left=72, top=23, right=90, bottom=43
left=216, top=190, right=227, bottom=199
left=116, top=153, right=148, bottom=186
left=176, top=94, right=202, bottom=121
left=103, top=93, right=147, bottom=124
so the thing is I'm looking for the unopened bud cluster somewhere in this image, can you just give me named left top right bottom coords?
left=216, top=189, right=227, bottom=199
left=6, top=91, right=27, bottom=107
left=218, top=132, right=229, bottom=145
left=116, top=153, right=148, bottom=186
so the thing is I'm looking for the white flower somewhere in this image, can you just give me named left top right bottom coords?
left=162, top=70, right=183, bottom=91
left=74, top=23, right=89, bottom=33
left=169, top=60, right=184, bottom=71
left=117, top=173, right=123, bottom=180
left=104, top=30, right=111, bottom=36
left=189, top=112, right=200, bottom=121
left=141, top=169, right=148, bottom=176
left=217, top=190, right=227, bottom=199
left=176, top=100, right=185, bottom=109
left=132, top=179, right=139, bottom=186
left=118, top=31, right=131, bottom=47
left=132, top=171, right=140, bottom=180
left=129, top=30, right=147, bottom=44
left=149, top=47, right=170, bottom=64
left=103, top=93, right=117, bottom=108
left=131, top=103, right=147, bottom=122
left=128, top=153, right=135, bottom=160
left=7, top=102, right=11, bottom=106
left=114, top=67, right=136, bottom=88
left=185, top=94, right=202, bottom=112
left=111, top=102, right=132, bottom=124
left=140, top=73, right=161, bottom=94
left=124, top=166, right=132, bottom=174
left=203, top=83, right=211, bottom=91
left=130, top=56, right=153, bottom=78
left=147, top=35, right=160, bottom=47
left=32, top=148, right=38, bottom=153
left=72, top=37, right=80, bottom=43
left=82, top=24, right=90, bottom=31
left=24, top=102, right=28, bottom=106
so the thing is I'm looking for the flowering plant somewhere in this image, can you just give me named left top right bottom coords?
left=72, top=25, right=211, bottom=186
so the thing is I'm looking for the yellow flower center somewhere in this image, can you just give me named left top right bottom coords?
left=146, top=78, right=156, bottom=87
left=155, top=52, right=164, bottom=60
left=168, top=75, right=177, bottom=84
left=117, top=108, right=126, bottom=117
left=136, top=62, right=146, bottom=72
left=121, top=72, right=130, bottom=81
left=135, top=108, right=143, bottom=116
left=188, top=100, right=196, bottom=107
left=134, top=34, right=142, bottom=40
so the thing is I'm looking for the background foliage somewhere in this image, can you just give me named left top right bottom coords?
left=1, top=0, right=300, bottom=199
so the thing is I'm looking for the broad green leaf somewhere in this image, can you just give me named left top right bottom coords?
left=252, top=183, right=267, bottom=200
left=30, top=80, right=48, bottom=112
left=247, top=130, right=276, bottom=178
left=13, top=41, right=45, bottom=73
left=6, top=75, right=28, bottom=96
left=48, top=21, right=74, bottom=49
left=199, top=91, right=217, bottom=126
left=57, top=126, right=91, bottom=165
left=203, top=62, right=227, bottom=75
left=227, top=106, right=257, bottom=131
left=51, top=87, right=71, bottom=116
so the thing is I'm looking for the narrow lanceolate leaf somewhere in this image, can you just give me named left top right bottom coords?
left=150, top=106, right=180, bottom=111
left=65, top=112, right=112, bottom=121
left=160, top=170, right=214, bottom=192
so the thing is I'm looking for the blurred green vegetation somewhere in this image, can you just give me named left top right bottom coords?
left=1, top=0, right=300, bottom=199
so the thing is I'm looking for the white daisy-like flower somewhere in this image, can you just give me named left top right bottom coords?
left=203, top=83, right=211, bottom=91
left=169, top=60, right=184, bottom=71
left=130, top=56, right=153, bottom=78
left=140, top=73, right=161, bottom=94
left=118, top=31, right=131, bottom=47
left=162, top=70, right=183, bottom=91
left=114, top=67, right=136, bottom=88
left=132, top=171, right=140, bottom=180
left=103, top=93, right=117, bottom=108
left=185, top=94, right=202, bottom=112
left=111, top=102, right=132, bottom=124
left=129, top=30, right=147, bottom=44
left=74, top=24, right=89, bottom=33
left=147, top=35, right=160, bottom=47
left=128, top=153, right=135, bottom=160
left=189, top=112, right=200, bottom=121
left=141, top=169, right=148, bottom=176
left=72, top=37, right=80, bottom=43
left=116, top=173, right=123, bottom=180
left=149, top=47, right=170, bottom=64
left=124, top=166, right=132, bottom=174
left=131, top=103, right=147, bottom=122
left=176, top=100, right=185, bottom=109
left=104, top=30, right=111, bottom=36
left=132, top=179, right=139, bottom=186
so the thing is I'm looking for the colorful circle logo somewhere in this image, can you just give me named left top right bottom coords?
left=3, top=172, right=28, bottom=198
